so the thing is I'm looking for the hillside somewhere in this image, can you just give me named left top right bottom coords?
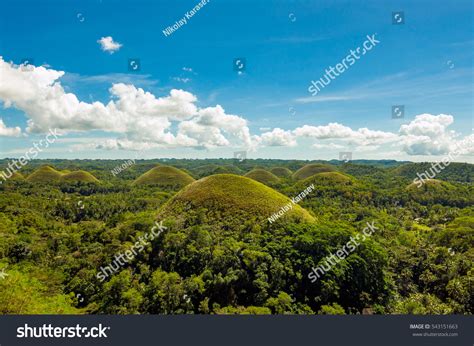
left=132, top=165, right=195, bottom=188
left=60, top=170, right=100, bottom=183
left=244, top=169, right=280, bottom=185
left=270, top=167, right=293, bottom=178
left=293, top=164, right=337, bottom=180
left=26, top=166, right=63, bottom=183
left=158, top=174, right=314, bottom=227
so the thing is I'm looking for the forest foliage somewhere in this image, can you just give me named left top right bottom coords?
left=0, top=159, right=472, bottom=315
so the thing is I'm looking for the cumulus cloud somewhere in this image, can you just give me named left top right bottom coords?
left=0, top=57, right=252, bottom=150
left=0, top=57, right=471, bottom=158
left=0, top=118, right=21, bottom=137
left=257, top=128, right=297, bottom=147
left=398, top=113, right=456, bottom=155
left=97, top=36, right=122, bottom=54
left=293, top=123, right=397, bottom=146
left=178, top=105, right=252, bottom=149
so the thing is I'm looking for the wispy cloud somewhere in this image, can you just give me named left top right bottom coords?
left=295, top=69, right=472, bottom=104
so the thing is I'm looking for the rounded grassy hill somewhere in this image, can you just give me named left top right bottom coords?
left=26, top=166, right=63, bottom=183
left=300, top=172, right=355, bottom=186
left=132, top=165, right=195, bottom=188
left=193, top=164, right=242, bottom=178
left=244, top=169, right=280, bottom=185
left=406, top=179, right=454, bottom=193
left=292, top=163, right=336, bottom=180
left=270, top=167, right=293, bottom=178
left=60, top=170, right=100, bottom=183
left=10, top=171, right=25, bottom=180
left=158, top=174, right=314, bottom=227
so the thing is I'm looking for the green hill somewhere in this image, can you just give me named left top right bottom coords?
left=10, top=171, right=25, bottom=180
left=406, top=179, right=454, bottom=193
left=132, top=165, right=195, bottom=188
left=26, top=166, right=63, bottom=183
left=392, top=162, right=474, bottom=183
left=299, top=171, right=355, bottom=186
left=158, top=174, right=314, bottom=227
left=244, top=169, right=280, bottom=185
left=292, top=163, right=336, bottom=180
left=193, top=164, right=242, bottom=177
left=60, top=170, right=100, bottom=183
left=270, top=167, right=293, bottom=178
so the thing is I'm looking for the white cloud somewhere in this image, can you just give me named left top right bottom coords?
left=398, top=114, right=457, bottom=155
left=257, top=128, right=297, bottom=147
left=178, top=105, right=252, bottom=149
left=312, top=143, right=345, bottom=149
left=293, top=123, right=397, bottom=146
left=97, top=36, right=122, bottom=54
left=0, top=57, right=471, bottom=159
left=182, top=67, right=193, bottom=72
left=0, top=57, right=252, bottom=150
left=0, top=118, right=21, bottom=137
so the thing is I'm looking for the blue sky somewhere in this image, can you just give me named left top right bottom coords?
left=0, top=0, right=472, bottom=161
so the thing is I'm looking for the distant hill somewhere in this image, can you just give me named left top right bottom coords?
left=158, top=174, right=314, bottom=227
left=192, top=164, right=242, bottom=178
left=132, top=165, right=195, bottom=188
left=60, top=170, right=100, bottom=183
left=26, top=166, right=63, bottom=183
left=299, top=171, right=355, bottom=186
left=270, top=167, right=293, bottom=178
left=392, top=162, right=474, bottom=183
left=292, top=164, right=336, bottom=180
left=244, top=169, right=280, bottom=185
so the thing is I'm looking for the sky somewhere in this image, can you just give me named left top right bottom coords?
left=0, top=0, right=472, bottom=162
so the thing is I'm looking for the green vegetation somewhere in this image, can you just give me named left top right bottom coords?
left=192, top=164, right=242, bottom=178
left=132, top=165, right=194, bottom=188
left=292, top=163, right=336, bottom=180
left=270, top=167, right=293, bottom=178
left=244, top=169, right=280, bottom=185
left=158, top=174, right=314, bottom=227
left=26, top=165, right=63, bottom=183
left=0, top=158, right=472, bottom=315
left=61, top=170, right=100, bottom=183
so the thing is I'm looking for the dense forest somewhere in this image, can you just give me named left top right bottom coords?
left=0, top=158, right=472, bottom=315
